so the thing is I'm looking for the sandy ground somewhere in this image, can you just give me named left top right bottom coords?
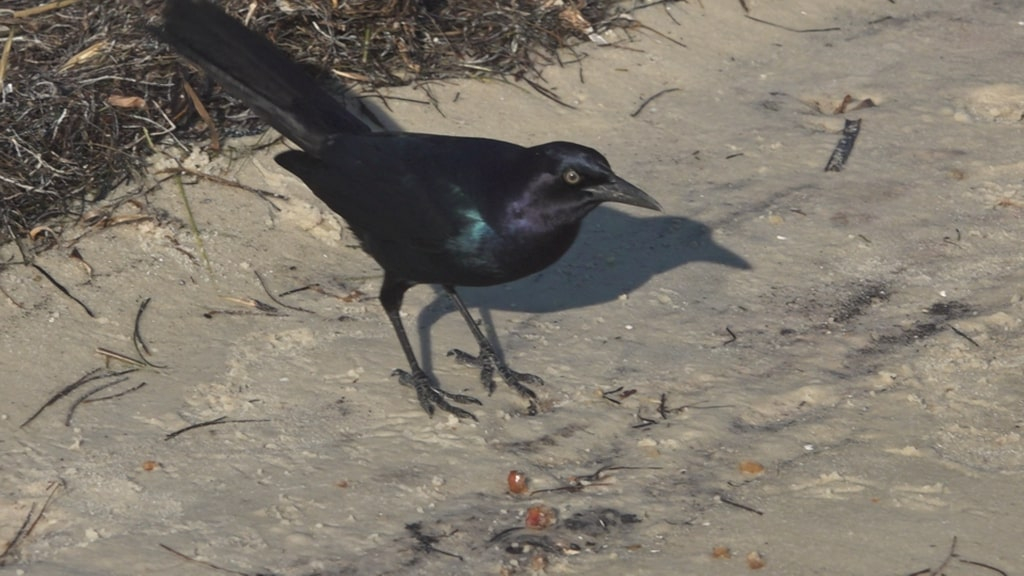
left=3, top=0, right=1024, bottom=574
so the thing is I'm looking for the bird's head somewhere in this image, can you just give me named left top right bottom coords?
left=525, top=142, right=661, bottom=216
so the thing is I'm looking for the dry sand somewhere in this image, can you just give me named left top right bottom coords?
left=3, top=0, right=1024, bottom=574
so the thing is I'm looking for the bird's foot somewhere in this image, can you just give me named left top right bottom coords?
left=447, top=348, right=542, bottom=415
left=393, top=368, right=481, bottom=421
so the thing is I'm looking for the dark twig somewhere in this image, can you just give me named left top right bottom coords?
left=521, top=77, right=576, bottom=109
left=158, top=543, right=252, bottom=575
left=718, top=494, right=764, bottom=515
left=203, top=295, right=288, bottom=318
left=602, top=386, right=624, bottom=404
left=21, top=368, right=137, bottom=428
left=657, top=392, right=669, bottom=419
left=648, top=393, right=734, bottom=424
left=133, top=297, right=154, bottom=355
left=905, top=536, right=1009, bottom=576
left=929, top=535, right=957, bottom=576
left=31, top=263, right=94, bottom=318
left=824, top=118, right=862, bottom=172
left=744, top=15, right=841, bottom=33
left=723, top=326, right=737, bottom=345
left=957, top=558, right=1008, bottom=576
left=629, top=22, right=687, bottom=48
left=278, top=284, right=321, bottom=297
left=82, top=381, right=148, bottom=404
left=600, top=386, right=637, bottom=405
left=942, top=228, right=963, bottom=248
left=632, top=410, right=658, bottom=428
left=0, top=479, right=64, bottom=566
left=0, top=508, right=34, bottom=566
left=630, top=87, right=680, bottom=117
left=488, top=526, right=524, bottom=543
left=255, top=271, right=313, bottom=313
left=948, top=325, right=980, bottom=348
left=405, top=523, right=463, bottom=561
left=65, top=378, right=147, bottom=426
left=156, top=166, right=286, bottom=211
left=165, top=416, right=270, bottom=440
left=133, top=298, right=168, bottom=368
left=65, top=376, right=130, bottom=426
left=531, top=464, right=661, bottom=495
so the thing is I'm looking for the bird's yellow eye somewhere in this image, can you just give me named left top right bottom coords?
left=563, top=168, right=581, bottom=185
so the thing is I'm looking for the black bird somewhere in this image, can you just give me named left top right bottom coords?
left=154, top=0, right=661, bottom=419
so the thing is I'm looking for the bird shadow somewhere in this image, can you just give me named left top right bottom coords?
left=412, top=208, right=751, bottom=372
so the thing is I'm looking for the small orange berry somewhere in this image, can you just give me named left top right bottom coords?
left=507, top=470, right=528, bottom=494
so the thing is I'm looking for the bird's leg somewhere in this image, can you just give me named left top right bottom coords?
left=380, top=280, right=481, bottom=420
left=443, top=286, right=542, bottom=415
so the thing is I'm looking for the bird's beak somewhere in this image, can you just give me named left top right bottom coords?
left=587, top=176, right=662, bottom=212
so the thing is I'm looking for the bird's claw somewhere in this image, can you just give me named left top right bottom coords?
left=447, top=348, right=542, bottom=415
left=393, top=368, right=480, bottom=421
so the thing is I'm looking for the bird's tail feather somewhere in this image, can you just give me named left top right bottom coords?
left=154, top=0, right=370, bottom=153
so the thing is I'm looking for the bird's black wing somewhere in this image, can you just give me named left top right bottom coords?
left=276, top=132, right=525, bottom=285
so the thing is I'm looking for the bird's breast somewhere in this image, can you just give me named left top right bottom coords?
left=447, top=219, right=580, bottom=286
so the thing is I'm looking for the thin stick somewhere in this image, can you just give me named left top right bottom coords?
left=96, top=347, right=147, bottom=368
left=83, top=381, right=148, bottom=404
left=133, top=298, right=168, bottom=367
left=0, top=26, right=13, bottom=89
left=158, top=543, right=251, bottom=575
left=824, top=118, right=862, bottom=172
left=181, top=78, right=220, bottom=151
left=134, top=297, right=154, bottom=355
left=165, top=416, right=270, bottom=440
left=745, top=15, right=840, bottom=33
left=719, top=494, right=764, bottom=515
left=20, top=368, right=131, bottom=428
left=20, top=367, right=98, bottom=427
left=630, top=87, right=680, bottom=118
left=157, top=166, right=286, bottom=204
left=31, top=263, right=94, bottom=318
left=255, top=271, right=312, bottom=313
left=633, top=22, right=687, bottom=48
left=0, top=507, right=34, bottom=565
left=522, top=77, right=576, bottom=109
left=927, top=536, right=957, bottom=576
left=0, top=479, right=64, bottom=565
left=64, top=376, right=133, bottom=426
left=957, top=558, right=1008, bottom=576
left=948, top=325, right=980, bottom=348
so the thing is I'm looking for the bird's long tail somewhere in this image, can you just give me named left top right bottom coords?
left=153, top=0, right=370, bottom=153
